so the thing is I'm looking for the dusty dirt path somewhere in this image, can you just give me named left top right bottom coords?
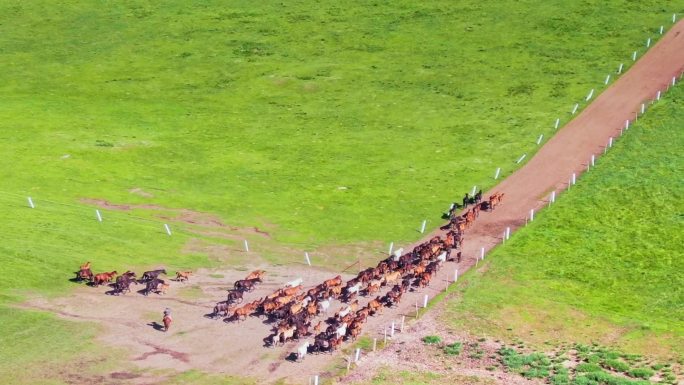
left=22, top=21, right=684, bottom=385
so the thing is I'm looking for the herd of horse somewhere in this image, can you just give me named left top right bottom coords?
left=74, top=262, right=192, bottom=296
left=70, top=192, right=505, bottom=362
left=208, top=192, right=505, bottom=361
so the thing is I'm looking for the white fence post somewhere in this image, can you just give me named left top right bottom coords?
left=95, top=209, right=103, bottom=222
left=550, top=190, right=556, bottom=203
left=390, top=322, right=395, bottom=337
left=164, top=224, right=172, bottom=236
left=656, top=91, right=661, bottom=100
left=480, top=247, right=485, bottom=260
left=505, top=227, right=511, bottom=240
left=471, top=186, right=477, bottom=196
left=244, top=240, right=249, bottom=252
left=27, top=197, right=35, bottom=209
left=617, top=63, right=624, bottom=74
left=646, top=38, right=651, bottom=48
left=355, top=348, right=361, bottom=362
left=454, top=269, right=458, bottom=282
left=420, top=220, right=427, bottom=234
left=536, top=134, right=544, bottom=145
left=632, top=51, right=637, bottom=61
left=660, top=25, right=664, bottom=34
left=494, top=167, right=501, bottom=179
left=529, top=209, right=534, bottom=221
left=305, top=252, right=311, bottom=266
left=554, top=118, right=560, bottom=129
left=604, top=74, right=610, bottom=85
left=572, top=173, right=576, bottom=185
left=423, top=294, right=428, bottom=308
left=571, top=103, right=579, bottom=114
left=516, top=154, right=527, bottom=164
left=388, top=242, right=394, bottom=255
left=373, top=338, right=377, bottom=351
left=585, top=89, right=594, bottom=101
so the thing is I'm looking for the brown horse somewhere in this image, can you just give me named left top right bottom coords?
left=245, top=269, right=265, bottom=281
left=175, top=271, right=192, bottom=282
left=92, top=271, right=117, bottom=286
left=163, top=315, right=172, bottom=332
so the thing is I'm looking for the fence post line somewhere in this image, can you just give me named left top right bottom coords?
left=494, top=167, right=501, bottom=179
left=604, top=74, right=610, bottom=85
left=656, top=91, right=661, bottom=100
left=554, top=118, right=560, bottom=129
left=506, top=227, right=511, bottom=240
left=660, top=25, right=664, bottom=34
left=572, top=173, right=576, bottom=185
left=420, top=220, right=427, bottom=234
left=480, top=247, right=485, bottom=260
left=530, top=209, right=534, bottom=222
left=632, top=51, right=637, bottom=61
left=536, top=134, right=544, bottom=145
left=586, top=88, right=594, bottom=101
left=646, top=37, right=651, bottom=48
left=617, top=63, right=624, bottom=74
left=571, top=103, right=579, bottom=114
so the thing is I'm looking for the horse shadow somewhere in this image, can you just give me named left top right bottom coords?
left=284, top=352, right=298, bottom=362
left=147, top=322, right=165, bottom=332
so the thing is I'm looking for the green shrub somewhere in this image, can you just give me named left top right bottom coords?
left=422, top=335, right=441, bottom=345
left=650, top=363, right=664, bottom=370
left=627, top=368, right=654, bottom=379
left=576, top=363, right=603, bottom=373
left=443, top=342, right=462, bottom=356
left=603, top=359, right=630, bottom=373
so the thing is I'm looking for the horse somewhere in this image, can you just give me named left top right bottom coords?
left=91, top=271, right=117, bottom=287
left=114, top=271, right=137, bottom=295
left=234, top=278, right=260, bottom=292
left=79, top=262, right=91, bottom=271
left=323, top=275, right=342, bottom=289
left=141, top=269, right=166, bottom=282
left=212, top=301, right=233, bottom=318
left=75, top=268, right=93, bottom=282
left=162, top=314, right=172, bottom=332
left=226, top=290, right=244, bottom=304
left=296, top=341, right=311, bottom=361
left=245, top=270, right=265, bottom=281
left=175, top=271, right=192, bottom=282
left=144, top=278, right=167, bottom=296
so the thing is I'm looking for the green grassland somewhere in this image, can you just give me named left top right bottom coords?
left=0, top=1, right=681, bottom=383
left=443, top=84, right=684, bottom=359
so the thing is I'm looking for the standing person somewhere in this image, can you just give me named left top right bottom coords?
left=162, top=308, right=172, bottom=332
left=462, top=193, right=470, bottom=209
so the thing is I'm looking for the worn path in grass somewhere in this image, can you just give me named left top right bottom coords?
left=403, top=20, right=684, bottom=277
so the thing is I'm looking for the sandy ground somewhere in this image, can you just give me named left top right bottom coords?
left=18, top=19, right=684, bottom=385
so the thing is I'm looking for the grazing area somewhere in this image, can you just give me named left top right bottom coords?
left=443, top=84, right=684, bottom=361
left=0, top=1, right=681, bottom=384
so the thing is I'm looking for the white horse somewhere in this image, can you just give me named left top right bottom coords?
left=297, top=341, right=311, bottom=361
left=318, top=299, right=330, bottom=314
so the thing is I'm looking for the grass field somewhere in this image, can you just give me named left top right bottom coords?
left=0, top=1, right=681, bottom=383
left=443, top=84, right=684, bottom=359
